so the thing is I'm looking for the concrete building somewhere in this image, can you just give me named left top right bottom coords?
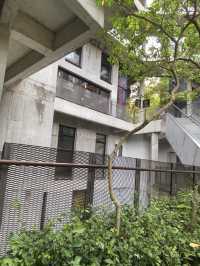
left=0, top=41, right=175, bottom=163
left=0, top=0, right=104, bottom=100
left=1, top=41, right=200, bottom=255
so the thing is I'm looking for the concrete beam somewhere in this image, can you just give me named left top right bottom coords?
left=54, top=18, right=88, bottom=49
left=0, top=0, right=18, bottom=100
left=5, top=51, right=44, bottom=83
left=11, top=11, right=54, bottom=55
left=0, top=24, right=10, bottom=99
left=5, top=29, right=92, bottom=86
left=63, top=0, right=104, bottom=30
left=0, top=0, right=6, bottom=16
left=0, top=0, right=18, bottom=24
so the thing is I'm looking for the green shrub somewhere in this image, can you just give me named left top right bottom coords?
left=1, top=192, right=200, bottom=266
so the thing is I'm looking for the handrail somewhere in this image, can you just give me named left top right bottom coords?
left=0, top=159, right=199, bottom=174
left=171, top=103, right=200, bottom=127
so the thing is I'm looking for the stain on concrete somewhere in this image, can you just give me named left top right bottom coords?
left=34, top=85, right=47, bottom=123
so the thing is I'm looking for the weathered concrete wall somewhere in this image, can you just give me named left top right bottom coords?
left=0, top=78, right=55, bottom=153
left=123, top=134, right=151, bottom=160
left=158, top=138, right=176, bottom=163
left=51, top=112, right=121, bottom=154
left=56, top=43, right=119, bottom=102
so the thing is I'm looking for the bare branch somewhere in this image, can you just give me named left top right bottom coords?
left=107, top=68, right=180, bottom=233
left=176, top=57, right=200, bottom=69
left=131, top=13, right=177, bottom=44
left=174, top=20, right=193, bottom=60
left=191, top=19, right=200, bottom=37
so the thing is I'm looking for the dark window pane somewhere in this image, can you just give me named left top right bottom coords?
left=56, top=125, right=76, bottom=179
left=118, top=145, right=123, bottom=157
left=100, top=53, right=112, bottom=83
left=95, top=142, right=105, bottom=155
left=56, top=149, right=73, bottom=179
left=65, top=48, right=82, bottom=67
left=96, top=134, right=106, bottom=144
left=62, top=127, right=75, bottom=137
left=117, top=74, right=130, bottom=105
left=95, top=134, right=106, bottom=179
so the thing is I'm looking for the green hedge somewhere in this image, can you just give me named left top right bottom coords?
left=1, top=192, right=200, bottom=266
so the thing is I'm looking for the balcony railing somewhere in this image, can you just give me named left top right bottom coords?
left=56, top=75, right=133, bottom=122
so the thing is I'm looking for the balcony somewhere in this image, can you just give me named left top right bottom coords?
left=56, top=69, right=132, bottom=122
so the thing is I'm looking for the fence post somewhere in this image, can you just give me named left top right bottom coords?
left=86, top=154, right=96, bottom=209
left=193, top=166, right=196, bottom=189
left=134, top=158, right=140, bottom=210
left=170, top=163, right=176, bottom=196
left=138, top=159, right=149, bottom=211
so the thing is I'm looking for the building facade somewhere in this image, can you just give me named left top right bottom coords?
left=0, top=42, right=176, bottom=163
left=1, top=41, right=200, bottom=255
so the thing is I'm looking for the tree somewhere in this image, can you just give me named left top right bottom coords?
left=96, top=0, right=200, bottom=233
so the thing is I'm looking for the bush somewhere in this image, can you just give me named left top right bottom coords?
left=1, top=192, right=200, bottom=266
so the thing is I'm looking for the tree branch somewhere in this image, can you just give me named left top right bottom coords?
left=114, top=2, right=177, bottom=44
left=107, top=68, right=180, bottom=234
left=176, top=57, right=200, bottom=69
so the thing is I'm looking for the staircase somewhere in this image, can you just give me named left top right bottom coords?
left=166, top=104, right=200, bottom=166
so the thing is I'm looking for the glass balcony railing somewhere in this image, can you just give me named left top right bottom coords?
left=56, top=71, right=133, bottom=122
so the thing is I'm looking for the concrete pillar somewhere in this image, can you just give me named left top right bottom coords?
left=0, top=78, right=55, bottom=153
left=186, top=80, right=192, bottom=116
left=150, top=133, right=159, bottom=161
left=150, top=133, right=159, bottom=198
left=0, top=24, right=10, bottom=101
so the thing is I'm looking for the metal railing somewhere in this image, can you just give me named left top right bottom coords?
left=56, top=75, right=133, bottom=122
left=1, top=142, right=200, bottom=255
left=168, top=103, right=200, bottom=127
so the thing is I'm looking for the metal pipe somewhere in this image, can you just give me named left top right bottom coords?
left=0, top=159, right=200, bottom=174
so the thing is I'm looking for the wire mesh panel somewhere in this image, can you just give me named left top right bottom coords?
left=0, top=142, right=199, bottom=256
left=0, top=143, right=91, bottom=255
left=153, top=160, right=172, bottom=196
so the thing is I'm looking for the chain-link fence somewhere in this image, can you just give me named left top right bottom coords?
left=0, top=142, right=200, bottom=256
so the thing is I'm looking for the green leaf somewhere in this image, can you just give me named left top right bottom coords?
left=72, top=256, right=82, bottom=266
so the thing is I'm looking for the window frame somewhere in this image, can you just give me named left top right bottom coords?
left=55, top=125, right=76, bottom=180
left=117, top=74, right=130, bottom=106
left=65, top=47, right=82, bottom=68
left=100, top=52, right=112, bottom=84
left=95, top=133, right=107, bottom=179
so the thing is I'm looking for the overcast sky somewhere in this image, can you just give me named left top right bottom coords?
left=146, top=0, right=153, bottom=6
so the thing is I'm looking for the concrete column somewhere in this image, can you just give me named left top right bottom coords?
left=0, top=78, right=55, bottom=152
left=150, top=133, right=159, bottom=161
left=150, top=133, right=159, bottom=198
left=139, top=80, right=145, bottom=122
left=186, top=80, right=192, bottom=116
left=0, top=24, right=10, bottom=101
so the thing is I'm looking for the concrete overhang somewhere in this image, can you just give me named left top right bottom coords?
left=1, top=0, right=104, bottom=86
left=54, top=97, right=163, bottom=134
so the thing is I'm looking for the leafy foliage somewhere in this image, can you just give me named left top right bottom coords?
left=1, top=192, right=200, bottom=265
left=98, top=0, right=200, bottom=79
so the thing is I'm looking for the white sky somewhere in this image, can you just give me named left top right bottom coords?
left=146, top=0, right=153, bottom=5
left=135, top=0, right=154, bottom=11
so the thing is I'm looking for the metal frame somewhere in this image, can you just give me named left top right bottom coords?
left=0, top=159, right=200, bottom=174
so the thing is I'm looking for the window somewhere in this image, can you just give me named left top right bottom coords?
left=116, top=145, right=123, bottom=157
left=65, top=47, right=82, bottom=67
left=95, top=134, right=106, bottom=156
left=117, top=74, right=130, bottom=105
left=100, top=53, right=112, bottom=83
left=72, top=190, right=87, bottom=209
left=56, top=125, right=76, bottom=179
left=95, top=134, right=106, bottom=178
